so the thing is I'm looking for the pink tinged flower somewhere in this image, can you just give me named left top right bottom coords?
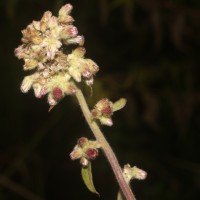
left=33, top=83, right=44, bottom=98
left=40, top=86, right=48, bottom=96
left=47, top=94, right=57, bottom=106
left=72, top=47, right=86, bottom=58
left=91, top=99, right=113, bottom=125
left=60, top=25, right=78, bottom=40
left=65, top=84, right=76, bottom=95
left=58, top=4, right=74, bottom=24
left=123, top=164, right=147, bottom=182
left=96, top=99, right=112, bottom=114
left=70, top=145, right=83, bottom=160
left=20, top=76, right=34, bottom=93
left=99, top=117, right=113, bottom=126
left=85, top=148, right=98, bottom=160
left=52, top=87, right=63, bottom=100
left=86, top=59, right=99, bottom=74
left=65, top=35, right=85, bottom=46
left=69, top=26, right=78, bottom=36
left=14, top=45, right=26, bottom=59
left=58, top=4, right=73, bottom=17
left=132, top=167, right=147, bottom=180
left=82, top=68, right=92, bottom=78
left=77, top=137, right=89, bottom=148
left=101, top=106, right=112, bottom=116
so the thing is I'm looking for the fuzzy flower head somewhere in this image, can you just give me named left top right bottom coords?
left=70, top=137, right=101, bottom=166
left=122, top=164, right=147, bottom=183
left=91, top=98, right=127, bottom=126
left=15, top=4, right=99, bottom=107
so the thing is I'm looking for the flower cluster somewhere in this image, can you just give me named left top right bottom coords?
left=15, top=4, right=99, bottom=106
left=91, top=98, right=127, bottom=126
left=70, top=137, right=101, bottom=166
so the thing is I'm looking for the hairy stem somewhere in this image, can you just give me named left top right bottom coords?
left=74, top=85, right=136, bottom=200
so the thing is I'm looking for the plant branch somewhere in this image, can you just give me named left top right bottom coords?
left=74, top=85, right=136, bottom=200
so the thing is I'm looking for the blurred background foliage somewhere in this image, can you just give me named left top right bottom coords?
left=0, top=0, right=200, bottom=199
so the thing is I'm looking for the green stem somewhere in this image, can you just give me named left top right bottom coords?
left=74, top=86, right=136, bottom=200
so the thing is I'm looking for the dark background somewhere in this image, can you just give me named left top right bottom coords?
left=0, top=0, right=200, bottom=199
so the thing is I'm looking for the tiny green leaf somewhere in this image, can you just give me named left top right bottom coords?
left=81, top=161, right=99, bottom=196
left=112, top=98, right=127, bottom=112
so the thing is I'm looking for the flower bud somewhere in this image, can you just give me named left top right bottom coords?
left=47, top=94, right=57, bottom=105
left=99, top=116, right=113, bottom=126
left=80, top=157, right=89, bottom=166
left=66, top=35, right=85, bottom=46
left=23, top=59, right=38, bottom=70
left=65, top=84, right=76, bottom=95
left=20, top=76, right=34, bottom=93
left=131, top=166, right=147, bottom=180
left=70, top=138, right=101, bottom=166
left=101, top=106, right=112, bottom=116
left=58, top=4, right=73, bottom=17
left=14, top=45, right=26, bottom=59
left=123, top=164, right=147, bottom=183
left=40, top=11, right=52, bottom=32
left=52, top=87, right=63, bottom=100
left=82, top=68, right=92, bottom=78
left=41, top=11, right=52, bottom=23
left=33, top=83, right=44, bottom=98
left=60, top=26, right=78, bottom=39
left=70, top=145, right=83, bottom=160
left=96, top=99, right=112, bottom=111
left=77, top=137, right=89, bottom=148
left=95, top=98, right=113, bottom=117
left=86, top=59, right=99, bottom=74
left=72, top=47, right=86, bottom=58
left=85, top=148, right=98, bottom=160
left=59, top=15, right=74, bottom=24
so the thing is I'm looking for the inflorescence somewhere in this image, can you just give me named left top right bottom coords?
left=15, top=4, right=99, bottom=106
